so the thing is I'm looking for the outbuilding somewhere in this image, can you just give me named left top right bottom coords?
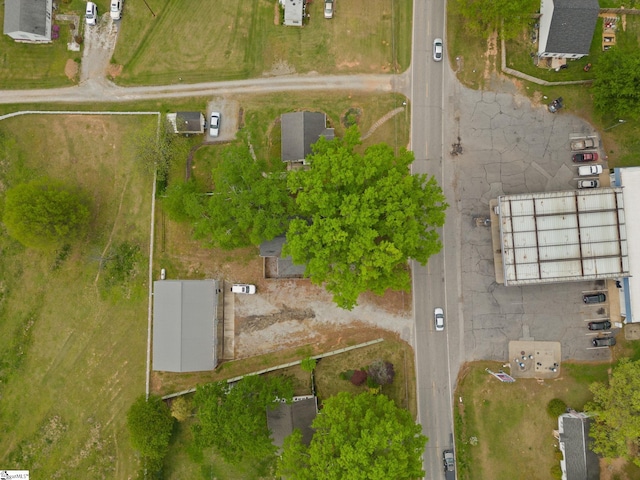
left=3, top=0, right=53, bottom=43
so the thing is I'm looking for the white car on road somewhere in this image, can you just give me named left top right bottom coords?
left=433, top=38, right=443, bottom=62
left=434, top=307, right=445, bottom=331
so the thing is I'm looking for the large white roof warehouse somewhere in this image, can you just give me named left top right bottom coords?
left=497, top=188, right=629, bottom=286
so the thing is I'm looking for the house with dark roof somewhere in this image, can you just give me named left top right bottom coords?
left=3, top=0, right=53, bottom=43
left=152, top=280, right=221, bottom=373
left=538, top=0, right=599, bottom=59
left=260, top=235, right=306, bottom=279
left=166, top=112, right=205, bottom=135
left=557, top=411, right=600, bottom=480
left=267, top=396, right=318, bottom=450
left=281, top=112, right=335, bottom=164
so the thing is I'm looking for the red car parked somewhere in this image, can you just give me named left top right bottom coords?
left=572, top=152, right=599, bottom=162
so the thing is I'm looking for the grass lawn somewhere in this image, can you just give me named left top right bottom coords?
left=453, top=361, right=610, bottom=480
left=0, top=113, right=155, bottom=478
left=112, top=0, right=412, bottom=86
left=0, top=1, right=92, bottom=89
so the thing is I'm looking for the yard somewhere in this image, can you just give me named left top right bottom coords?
left=0, top=113, right=155, bottom=478
left=112, top=0, right=412, bottom=85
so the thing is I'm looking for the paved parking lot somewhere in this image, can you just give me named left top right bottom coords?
left=450, top=86, right=616, bottom=362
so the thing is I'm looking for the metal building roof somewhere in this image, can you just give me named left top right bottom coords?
left=498, top=189, right=628, bottom=286
left=152, top=280, right=218, bottom=372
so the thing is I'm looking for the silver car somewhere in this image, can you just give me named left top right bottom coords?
left=209, top=112, right=220, bottom=137
left=433, top=38, right=443, bottom=62
left=434, top=307, right=444, bottom=331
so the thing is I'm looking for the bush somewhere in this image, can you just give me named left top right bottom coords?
left=547, top=398, right=568, bottom=418
left=339, top=369, right=354, bottom=381
left=350, top=370, right=367, bottom=386
left=367, top=359, right=395, bottom=386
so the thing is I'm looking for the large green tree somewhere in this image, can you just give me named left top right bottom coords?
left=453, top=0, right=537, bottom=39
left=2, top=178, right=90, bottom=249
left=192, top=375, right=293, bottom=468
left=592, top=47, right=640, bottom=121
left=586, top=358, right=640, bottom=465
left=284, top=126, right=447, bottom=310
left=126, top=395, right=175, bottom=465
left=278, top=391, right=427, bottom=480
left=169, top=141, right=294, bottom=249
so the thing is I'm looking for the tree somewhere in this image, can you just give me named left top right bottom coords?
left=586, top=358, right=640, bottom=465
left=192, top=375, right=293, bottom=467
left=187, top=141, right=295, bottom=249
left=126, top=395, right=174, bottom=463
left=284, top=126, right=447, bottom=310
left=170, top=396, right=192, bottom=422
left=453, top=0, right=538, bottom=39
left=2, top=178, right=90, bottom=250
left=278, top=391, right=427, bottom=480
left=546, top=398, right=567, bottom=418
left=592, top=47, right=640, bottom=121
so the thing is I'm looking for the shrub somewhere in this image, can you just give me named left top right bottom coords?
left=547, top=398, right=568, bottom=418
left=339, top=369, right=354, bottom=381
left=350, top=370, right=367, bottom=386
left=367, top=359, right=395, bottom=386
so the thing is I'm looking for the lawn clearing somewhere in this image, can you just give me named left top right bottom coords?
left=113, top=0, right=412, bottom=85
left=454, top=361, right=610, bottom=480
left=0, top=4, right=84, bottom=89
left=0, top=113, right=155, bottom=478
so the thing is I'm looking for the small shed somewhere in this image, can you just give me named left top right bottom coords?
left=260, top=236, right=306, bottom=278
left=267, top=396, right=318, bottom=450
left=281, top=112, right=334, bottom=164
left=281, top=0, right=305, bottom=27
left=152, top=280, right=220, bottom=373
left=166, top=112, right=205, bottom=135
left=3, top=0, right=53, bottom=43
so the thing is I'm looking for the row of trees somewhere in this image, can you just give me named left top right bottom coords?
left=164, top=126, right=448, bottom=310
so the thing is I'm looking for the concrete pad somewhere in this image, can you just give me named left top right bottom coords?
left=508, top=340, right=561, bottom=379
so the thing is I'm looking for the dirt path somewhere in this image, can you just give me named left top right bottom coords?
left=80, top=15, right=119, bottom=84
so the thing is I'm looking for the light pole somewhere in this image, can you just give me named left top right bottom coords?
left=604, top=119, right=626, bottom=131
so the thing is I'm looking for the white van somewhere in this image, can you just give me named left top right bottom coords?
left=110, top=0, right=122, bottom=20
left=85, top=2, right=97, bottom=26
left=578, top=165, right=603, bottom=176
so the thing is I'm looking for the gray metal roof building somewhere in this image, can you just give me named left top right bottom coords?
left=260, top=235, right=306, bottom=278
left=538, top=0, right=599, bottom=58
left=281, top=112, right=335, bottom=163
left=558, top=412, right=599, bottom=480
left=152, top=280, right=219, bottom=372
left=4, top=0, right=52, bottom=43
left=497, top=189, right=629, bottom=286
left=282, top=0, right=305, bottom=27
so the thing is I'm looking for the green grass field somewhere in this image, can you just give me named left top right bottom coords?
left=113, top=0, right=412, bottom=85
left=0, top=113, right=155, bottom=478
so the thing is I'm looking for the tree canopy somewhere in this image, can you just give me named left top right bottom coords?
left=126, top=395, right=174, bottom=462
left=284, top=126, right=447, bottom=310
left=592, top=47, right=640, bottom=121
left=192, top=375, right=293, bottom=468
left=453, top=0, right=538, bottom=39
left=2, top=178, right=90, bottom=249
left=586, top=358, right=640, bottom=465
left=278, top=391, right=427, bottom=480
left=167, top=141, right=294, bottom=249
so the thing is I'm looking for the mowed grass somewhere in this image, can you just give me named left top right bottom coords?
left=0, top=3, right=84, bottom=89
left=113, top=0, right=412, bottom=85
left=0, top=114, right=155, bottom=478
left=454, top=361, right=610, bottom=480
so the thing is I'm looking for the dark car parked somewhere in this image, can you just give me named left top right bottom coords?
left=572, top=152, right=599, bottom=162
left=593, top=336, right=616, bottom=347
left=588, top=320, right=611, bottom=331
left=583, top=293, right=606, bottom=304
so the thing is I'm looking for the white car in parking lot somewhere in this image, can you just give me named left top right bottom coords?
left=231, top=284, right=256, bottom=294
left=578, top=179, right=599, bottom=189
left=578, top=164, right=603, bottom=176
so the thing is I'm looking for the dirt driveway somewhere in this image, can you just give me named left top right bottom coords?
left=80, top=15, right=119, bottom=83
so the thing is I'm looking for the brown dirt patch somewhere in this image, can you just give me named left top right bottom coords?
left=64, top=59, right=79, bottom=81
left=600, top=457, right=631, bottom=480
left=484, top=30, right=499, bottom=81
left=107, top=64, right=123, bottom=79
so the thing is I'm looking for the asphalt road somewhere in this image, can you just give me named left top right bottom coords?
left=409, top=0, right=458, bottom=478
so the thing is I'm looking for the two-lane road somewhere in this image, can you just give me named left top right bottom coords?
left=410, top=0, right=460, bottom=478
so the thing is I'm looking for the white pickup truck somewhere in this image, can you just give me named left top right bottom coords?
left=570, top=137, right=597, bottom=151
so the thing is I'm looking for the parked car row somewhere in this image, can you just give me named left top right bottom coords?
left=85, top=0, right=123, bottom=26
